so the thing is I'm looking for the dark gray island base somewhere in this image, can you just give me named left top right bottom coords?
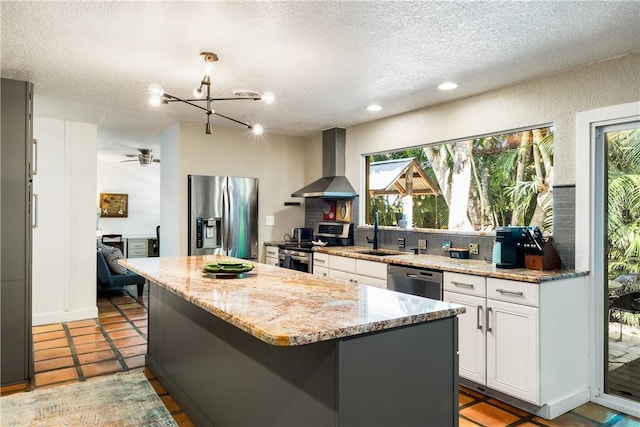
left=147, top=282, right=459, bottom=427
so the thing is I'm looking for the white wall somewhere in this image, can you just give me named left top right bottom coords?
left=343, top=53, right=640, bottom=203
left=159, top=124, right=181, bottom=256
left=160, top=123, right=307, bottom=257
left=96, top=161, right=160, bottom=237
left=32, top=117, right=98, bottom=325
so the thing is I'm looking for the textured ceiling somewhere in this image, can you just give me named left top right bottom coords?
left=2, top=1, right=640, bottom=144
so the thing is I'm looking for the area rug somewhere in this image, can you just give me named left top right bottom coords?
left=0, top=369, right=177, bottom=426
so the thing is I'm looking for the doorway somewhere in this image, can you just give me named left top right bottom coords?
left=599, top=122, right=640, bottom=403
left=578, top=102, right=640, bottom=417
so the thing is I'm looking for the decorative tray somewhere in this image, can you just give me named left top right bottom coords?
left=202, top=261, right=254, bottom=277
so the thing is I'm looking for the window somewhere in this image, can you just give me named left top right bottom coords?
left=365, top=125, right=554, bottom=233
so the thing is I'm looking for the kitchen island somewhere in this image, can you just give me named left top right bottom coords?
left=121, top=255, right=465, bottom=427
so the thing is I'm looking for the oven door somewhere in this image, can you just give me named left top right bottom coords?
left=279, top=249, right=311, bottom=273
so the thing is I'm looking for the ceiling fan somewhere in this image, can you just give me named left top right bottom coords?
left=121, top=148, right=160, bottom=166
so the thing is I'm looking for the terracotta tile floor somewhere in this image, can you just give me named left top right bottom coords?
left=2, top=288, right=639, bottom=427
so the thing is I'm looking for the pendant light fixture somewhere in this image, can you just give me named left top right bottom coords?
left=148, top=52, right=274, bottom=135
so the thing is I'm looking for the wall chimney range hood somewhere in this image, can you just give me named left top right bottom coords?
left=292, top=128, right=358, bottom=199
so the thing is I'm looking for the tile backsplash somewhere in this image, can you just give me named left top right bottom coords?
left=304, top=185, right=576, bottom=269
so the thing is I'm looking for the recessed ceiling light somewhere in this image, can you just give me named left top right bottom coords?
left=438, top=82, right=458, bottom=91
left=367, top=104, right=383, bottom=112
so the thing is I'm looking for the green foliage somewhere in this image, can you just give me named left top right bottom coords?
left=365, top=126, right=554, bottom=231
left=607, top=129, right=640, bottom=328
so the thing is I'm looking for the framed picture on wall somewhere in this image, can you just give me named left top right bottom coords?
left=100, top=193, right=128, bottom=218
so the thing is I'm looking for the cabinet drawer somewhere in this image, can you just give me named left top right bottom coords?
left=356, top=259, right=387, bottom=280
left=128, top=239, right=147, bottom=250
left=329, top=255, right=355, bottom=273
left=444, top=272, right=486, bottom=297
left=313, top=252, right=329, bottom=267
left=128, top=247, right=148, bottom=258
left=265, top=246, right=279, bottom=258
left=487, top=278, right=539, bottom=307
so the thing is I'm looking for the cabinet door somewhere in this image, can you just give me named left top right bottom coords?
left=486, top=298, right=539, bottom=404
left=329, top=255, right=356, bottom=273
left=328, top=269, right=356, bottom=285
left=313, top=266, right=329, bottom=279
left=444, top=291, right=486, bottom=384
left=265, top=256, right=279, bottom=267
left=355, top=259, right=387, bottom=280
left=356, top=275, right=386, bottom=289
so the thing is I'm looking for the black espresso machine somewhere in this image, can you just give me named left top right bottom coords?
left=495, top=226, right=544, bottom=269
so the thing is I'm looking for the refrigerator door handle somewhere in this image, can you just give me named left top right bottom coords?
left=223, top=179, right=231, bottom=253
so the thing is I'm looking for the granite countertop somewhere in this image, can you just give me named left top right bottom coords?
left=313, top=246, right=588, bottom=283
left=120, top=255, right=465, bottom=347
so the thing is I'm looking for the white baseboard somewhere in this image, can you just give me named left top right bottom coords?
left=32, top=306, right=98, bottom=326
left=539, top=389, right=591, bottom=419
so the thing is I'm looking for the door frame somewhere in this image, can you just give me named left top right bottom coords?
left=576, top=101, right=640, bottom=418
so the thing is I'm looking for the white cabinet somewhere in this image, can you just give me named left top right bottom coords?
left=314, top=253, right=388, bottom=288
left=444, top=271, right=588, bottom=417
left=127, top=238, right=149, bottom=258
left=486, top=296, right=539, bottom=404
left=443, top=290, right=486, bottom=384
left=328, top=269, right=356, bottom=285
left=445, top=272, right=539, bottom=403
left=313, top=252, right=330, bottom=279
left=265, top=245, right=279, bottom=267
left=355, top=259, right=387, bottom=289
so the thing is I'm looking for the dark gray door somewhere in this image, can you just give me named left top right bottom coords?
left=1, top=78, right=33, bottom=386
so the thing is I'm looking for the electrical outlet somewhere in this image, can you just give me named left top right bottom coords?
left=442, top=241, right=451, bottom=251
left=418, top=239, right=427, bottom=250
left=469, top=243, right=479, bottom=255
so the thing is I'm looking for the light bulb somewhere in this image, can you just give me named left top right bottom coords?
left=148, top=83, right=164, bottom=96
left=366, top=104, right=382, bottom=112
left=204, top=63, right=215, bottom=77
left=193, top=87, right=204, bottom=98
left=261, top=91, right=275, bottom=104
left=149, top=95, right=162, bottom=107
left=251, top=124, right=264, bottom=135
left=438, top=81, right=458, bottom=91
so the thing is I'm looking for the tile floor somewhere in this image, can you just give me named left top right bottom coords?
left=2, top=288, right=639, bottom=427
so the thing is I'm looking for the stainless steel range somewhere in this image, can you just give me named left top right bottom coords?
left=278, top=222, right=353, bottom=273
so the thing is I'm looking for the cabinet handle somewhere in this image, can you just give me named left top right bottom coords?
left=477, top=306, right=483, bottom=330
left=32, top=193, right=38, bottom=229
left=315, top=259, right=326, bottom=264
left=32, top=138, right=38, bottom=176
left=407, top=273, right=418, bottom=278
left=496, top=288, right=524, bottom=297
left=486, top=307, right=493, bottom=333
left=452, top=281, right=474, bottom=289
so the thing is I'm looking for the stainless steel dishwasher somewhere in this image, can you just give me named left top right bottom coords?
left=387, top=264, right=443, bottom=300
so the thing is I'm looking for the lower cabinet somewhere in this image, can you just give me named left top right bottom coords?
left=127, top=238, right=149, bottom=258
left=443, top=291, right=486, bottom=384
left=312, top=253, right=387, bottom=288
left=264, top=245, right=279, bottom=267
left=444, top=271, right=588, bottom=417
left=486, top=298, right=539, bottom=404
left=444, top=272, right=540, bottom=404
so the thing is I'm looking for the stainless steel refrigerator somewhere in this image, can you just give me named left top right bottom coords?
left=188, top=175, right=258, bottom=260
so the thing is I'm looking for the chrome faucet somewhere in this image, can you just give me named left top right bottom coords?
left=366, top=212, right=379, bottom=250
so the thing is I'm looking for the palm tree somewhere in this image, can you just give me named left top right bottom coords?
left=607, top=128, right=640, bottom=326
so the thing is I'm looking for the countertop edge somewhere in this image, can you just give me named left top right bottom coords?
left=311, top=246, right=589, bottom=283
left=122, top=259, right=466, bottom=346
